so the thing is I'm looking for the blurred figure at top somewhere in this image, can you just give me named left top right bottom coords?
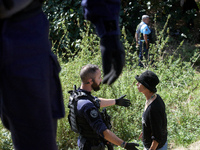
left=81, top=0, right=125, bottom=85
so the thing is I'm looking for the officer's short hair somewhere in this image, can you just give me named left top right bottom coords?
left=80, top=64, right=99, bottom=83
left=142, top=15, right=149, bottom=20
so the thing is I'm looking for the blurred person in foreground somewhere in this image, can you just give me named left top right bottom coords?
left=135, top=70, right=168, bottom=150
left=0, top=1, right=65, bottom=149
left=81, top=0, right=125, bottom=85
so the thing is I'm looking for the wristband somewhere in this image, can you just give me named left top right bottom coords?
left=121, top=141, right=126, bottom=148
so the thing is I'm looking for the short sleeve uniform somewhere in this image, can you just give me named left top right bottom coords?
left=136, top=22, right=144, bottom=34
left=140, top=23, right=151, bottom=35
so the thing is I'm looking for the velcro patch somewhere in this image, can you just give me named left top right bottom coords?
left=90, top=109, right=98, bottom=118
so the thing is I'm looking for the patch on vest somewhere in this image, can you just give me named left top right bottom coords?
left=90, top=109, right=98, bottom=118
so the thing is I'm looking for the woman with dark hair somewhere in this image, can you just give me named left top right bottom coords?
left=135, top=70, right=168, bottom=150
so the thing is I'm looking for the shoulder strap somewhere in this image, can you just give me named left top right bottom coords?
left=68, top=85, right=82, bottom=133
left=68, top=85, right=100, bottom=108
left=79, top=92, right=100, bottom=108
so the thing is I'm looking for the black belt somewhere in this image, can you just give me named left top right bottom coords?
left=80, top=135, right=102, bottom=145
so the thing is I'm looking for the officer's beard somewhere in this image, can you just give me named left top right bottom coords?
left=92, top=81, right=101, bottom=91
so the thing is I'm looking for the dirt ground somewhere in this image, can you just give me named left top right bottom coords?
left=172, top=140, right=200, bottom=150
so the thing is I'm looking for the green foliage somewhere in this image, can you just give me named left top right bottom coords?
left=43, top=0, right=86, bottom=58
left=0, top=3, right=200, bottom=150
left=43, top=0, right=200, bottom=57
left=55, top=16, right=200, bottom=149
left=0, top=126, right=13, bottom=150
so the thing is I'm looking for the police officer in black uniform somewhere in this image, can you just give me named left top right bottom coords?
left=68, top=64, right=139, bottom=150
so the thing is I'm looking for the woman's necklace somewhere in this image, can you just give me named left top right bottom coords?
left=144, top=93, right=157, bottom=111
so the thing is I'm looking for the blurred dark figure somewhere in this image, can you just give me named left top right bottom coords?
left=0, top=1, right=65, bottom=150
left=180, top=0, right=199, bottom=28
left=81, top=0, right=125, bottom=85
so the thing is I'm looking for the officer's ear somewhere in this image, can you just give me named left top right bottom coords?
left=85, top=79, right=93, bottom=84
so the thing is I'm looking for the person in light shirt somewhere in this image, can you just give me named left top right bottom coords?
left=135, top=15, right=151, bottom=67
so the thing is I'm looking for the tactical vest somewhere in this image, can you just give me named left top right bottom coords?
left=68, top=86, right=112, bottom=139
left=140, top=26, right=151, bottom=41
left=140, top=32, right=151, bottom=41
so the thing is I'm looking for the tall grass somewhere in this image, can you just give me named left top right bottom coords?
left=0, top=19, right=199, bottom=150
left=56, top=18, right=200, bottom=149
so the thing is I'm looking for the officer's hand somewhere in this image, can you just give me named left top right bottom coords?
left=115, top=95, right=131, bottom=107
left=100, top=35, right=125, bottom=85
left=125, top=142, right=139, bottom=150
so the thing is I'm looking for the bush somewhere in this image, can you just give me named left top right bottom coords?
left=43, top=0, right=200, bottom=57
